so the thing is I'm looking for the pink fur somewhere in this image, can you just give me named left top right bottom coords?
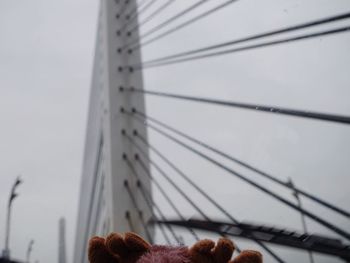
left=138, top=245, right=191, bottom=263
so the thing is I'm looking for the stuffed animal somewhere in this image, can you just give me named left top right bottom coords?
left=88, top=232, right=262, bottom=263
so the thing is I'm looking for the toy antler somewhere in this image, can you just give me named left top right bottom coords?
left=230, top=250, right=262, bottom=263
left=88, top=233, right=262, bottom=263
left=88, top=236, right=117, bottom=263
left=89, top=232, right=151, bottom=263
left=189, top=238, right=262, bottom=263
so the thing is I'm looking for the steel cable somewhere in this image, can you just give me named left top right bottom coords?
left=129, top=114, right=350, bottom=241
left=135, top=11, right=350, bottom=66
left=138, top=181, right=179, bottom=244
left=123, top=0, right=213, bottom=49
left=122, top=0, right=159, bottom=31
left=133, top=110, right=350, bottom=218
left=129, top=0, right=176, bottom=33
left=124, top=180, right=154, bottom=243
left=124, top=156, right=172, bottom=244
left=137, top=25, right=350, bottom=69
left=125, top=131, right=287, bottom=262
left=127, top=88, right=350, bottom=125
left=124, top=156, right=187, bottom=243
left=130, top=0, right=239, bottom=50
left=123, top=152, right=200, bottom=241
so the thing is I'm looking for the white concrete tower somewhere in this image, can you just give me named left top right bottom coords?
left=73, top=1, right=153, bottom=263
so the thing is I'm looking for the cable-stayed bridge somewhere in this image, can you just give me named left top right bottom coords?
left=74, top=1, right=350, bottom=263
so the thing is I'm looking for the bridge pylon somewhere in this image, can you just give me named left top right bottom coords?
left=74, top=1, right=152, bottom=263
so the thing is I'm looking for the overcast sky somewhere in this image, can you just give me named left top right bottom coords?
left=0, top=1, right=350, bottom=263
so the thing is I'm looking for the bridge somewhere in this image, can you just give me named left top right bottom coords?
left=73, top=1, right=350, bottom=263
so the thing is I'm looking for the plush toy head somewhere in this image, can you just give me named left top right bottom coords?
left=88, top=232, right=262, bottom=263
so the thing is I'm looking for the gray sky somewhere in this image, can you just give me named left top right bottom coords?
left=1, top=0, right=350, bottom=263
left=0, top=0, right=98, bottom=262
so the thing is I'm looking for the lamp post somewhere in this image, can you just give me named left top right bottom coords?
left=26, top=240, right=34, bottom=263
left=2, top=176, right=22, bottom=259
left=288, top=178, right=315, bottom=263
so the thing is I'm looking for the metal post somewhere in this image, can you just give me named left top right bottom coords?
left=101, top=0, right=153, bottom=240
left=58, top=218, right=66, bottom=263
left=26, top=240, right=34, bottom=263
left=2, top=177, right=22, bottom=259
left=288, top=178, right=315, bottom=263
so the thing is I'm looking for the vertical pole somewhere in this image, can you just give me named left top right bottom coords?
left=26, top=240, right=34, bottom=263
left=3, top=205, right=11, bottom=259
left=2, top=177, right=21, bottom=259
left=58, top=218, right=67, bottom=263
left=101, top=0, right=153, bottom=240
